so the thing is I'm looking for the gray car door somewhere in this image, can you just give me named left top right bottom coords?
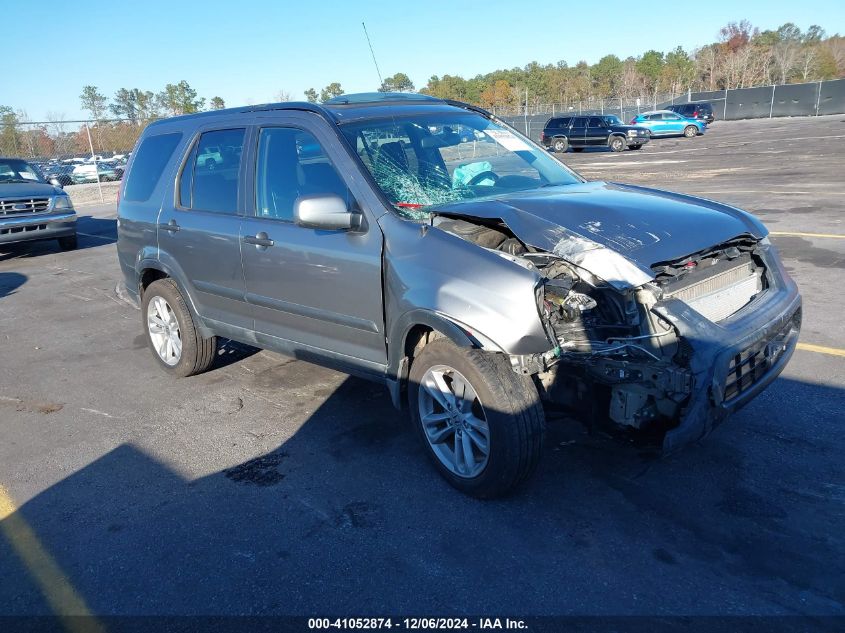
left=156, top=126, right=252, bottom=329
left=240, top=112, right=387, bottom=369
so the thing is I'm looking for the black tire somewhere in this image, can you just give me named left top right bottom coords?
left=141, top=278, right=217, bottom=377
left=572, top=147, right=584, bottom=152
left=552, top=137, right=568, bottom=153
left=408, top=338, right=545, bottom=498
left=58, top=234, right=77, bottom=250
left=609, top=136, right=626, bottom=152
left=629, top=144, right=643, bottom=150
left=683, top=125, right=698, bottom=138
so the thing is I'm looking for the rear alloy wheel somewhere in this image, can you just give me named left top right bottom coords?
left=142, top=278, right=217, bottom=377
left=552, top=138, right=568, bottom=153
left=684, top=125, right=698, bottom=138
left=409, top=338, right=545, bottom=498
left=609, top=136, right=626, bottom=152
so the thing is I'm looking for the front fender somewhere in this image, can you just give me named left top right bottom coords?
left=380, top=213, right=553, bottom=369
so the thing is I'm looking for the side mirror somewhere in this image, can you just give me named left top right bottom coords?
left=294, top=194, right=361, bottom=231
left=49, top=178, right=63, bottom=189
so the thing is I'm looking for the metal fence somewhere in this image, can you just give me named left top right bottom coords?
left=498, top=78, right=845, bottom=141
left=0, top=118, right=145, bottom=162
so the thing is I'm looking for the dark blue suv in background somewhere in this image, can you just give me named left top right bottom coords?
left=541, top=115, right=650, bottom=152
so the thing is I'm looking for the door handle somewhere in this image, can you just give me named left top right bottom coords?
left=158, top=219, right=180, bottom=232
left=243, top=232, right=274, bottom=248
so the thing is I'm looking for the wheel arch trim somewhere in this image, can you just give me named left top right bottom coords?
left=135, top=256, right=211, bottom=337
left=385, top=309, right=501, bottom=410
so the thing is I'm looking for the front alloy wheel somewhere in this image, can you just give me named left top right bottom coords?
left=408, top=338, right=545, bottom=498
left=418, top=364, right=490, bottom=478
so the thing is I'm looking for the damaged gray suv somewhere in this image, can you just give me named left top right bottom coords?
left=117, top=93, right=801, bottom=497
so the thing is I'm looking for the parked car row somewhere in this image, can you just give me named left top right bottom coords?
left=31, top=153, right=131, bottom=187
left=541, top=101, right=713, bottom=153
left=69, top=162, right=124, bottom=184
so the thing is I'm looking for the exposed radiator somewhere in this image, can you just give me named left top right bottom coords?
left=665, top=261, right=762, bottom=322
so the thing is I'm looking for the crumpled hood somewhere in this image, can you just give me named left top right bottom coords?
left=433, top=181, right=767, bottom=289
left=0, top=182, right=62, bottom=197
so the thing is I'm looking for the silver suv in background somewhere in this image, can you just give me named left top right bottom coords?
left=1, top=157, right=77, bottom=250
left=117, top=93, right=801, bottom=498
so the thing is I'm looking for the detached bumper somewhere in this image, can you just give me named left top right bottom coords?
left=653, top=245, right=801, bottom=453
left=0, top=211, right=77, bottom=245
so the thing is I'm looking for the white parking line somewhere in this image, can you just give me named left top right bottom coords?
left=576, top=160, right=688, bottom=167
left=78, top=232, right=116, bottom=242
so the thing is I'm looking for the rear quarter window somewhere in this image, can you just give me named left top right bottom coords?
left=123, top=132, right=183, bottom=202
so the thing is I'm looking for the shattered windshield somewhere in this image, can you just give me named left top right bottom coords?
left=340, top=112, right=582, bottom=219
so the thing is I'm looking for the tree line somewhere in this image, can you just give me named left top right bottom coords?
left=420, top=22, right=844, bottom=110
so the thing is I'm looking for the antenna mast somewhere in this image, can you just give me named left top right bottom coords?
left=362, top=22, right=384, bottom=88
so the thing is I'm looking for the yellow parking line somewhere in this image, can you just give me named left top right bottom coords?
left=0, top=484, right=105, bottom=633
left=797, top=343, right=845, bottom=358
left=770, top=231, right=845, bottom=239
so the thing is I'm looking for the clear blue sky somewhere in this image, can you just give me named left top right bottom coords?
left=3, top=0, right=843, bottom=121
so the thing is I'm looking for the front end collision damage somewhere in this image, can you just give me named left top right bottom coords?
left=381, top=200, right=801, bottom=453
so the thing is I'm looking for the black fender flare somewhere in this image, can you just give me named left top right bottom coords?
left=385, top=309, right=480, bottom=409
left=135, top=257, right=212, bottom=338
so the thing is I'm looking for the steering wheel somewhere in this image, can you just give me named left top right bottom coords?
left=466, top=170, right=499, bottom=186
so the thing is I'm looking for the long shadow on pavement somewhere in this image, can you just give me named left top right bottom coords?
left=0, top=374, right=843, bottom=617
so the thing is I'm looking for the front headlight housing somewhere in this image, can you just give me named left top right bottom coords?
left=53, top=195, right=74, bottom=210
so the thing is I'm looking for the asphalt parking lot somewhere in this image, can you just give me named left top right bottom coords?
left=1, top=115, right=843, bottom=619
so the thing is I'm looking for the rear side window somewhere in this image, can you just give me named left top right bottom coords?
left=178, top=128, right=245, bottom=214
left=123, top=133, right=182, bottom=202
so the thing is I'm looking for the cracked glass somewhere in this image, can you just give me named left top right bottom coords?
left=340, top=113, right=582, bottom=219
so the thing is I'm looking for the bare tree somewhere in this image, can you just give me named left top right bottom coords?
left=46, top=111, right=72, bottom=157
left=275, top=90, right=292, bottom=102
left=798, top=47, right=818, bottom=81
left=772, top=39, right=799, bottom=84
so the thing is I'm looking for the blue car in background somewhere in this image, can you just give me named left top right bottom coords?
left=630, top=110, right=706, bottom=138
